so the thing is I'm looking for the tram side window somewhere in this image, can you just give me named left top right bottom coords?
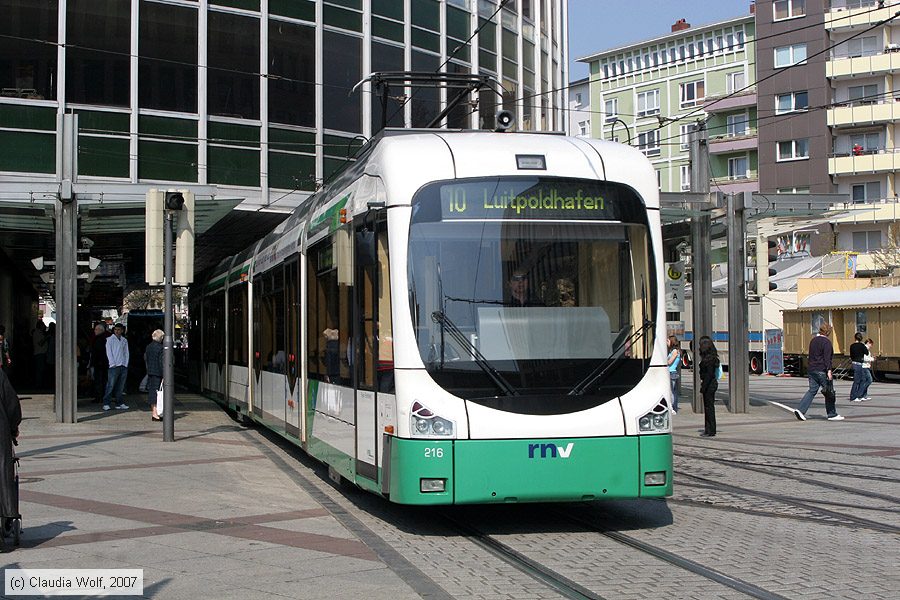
left=228, top=285, right=248, bottom=367
left=307, top=239, right=351, bottom=384
left=259, top=269, right=286, bottom=373
left=286, top=260, right=300, bottom=384
left=204, top=292, right=225, bottom=364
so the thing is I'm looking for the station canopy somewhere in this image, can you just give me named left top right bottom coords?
left=0, top=182, right=290, bottom=307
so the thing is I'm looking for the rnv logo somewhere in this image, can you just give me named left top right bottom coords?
left=528, top=442, right=574, bottom=459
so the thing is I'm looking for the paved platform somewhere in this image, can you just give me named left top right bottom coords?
left=2, top=377, right=898, bottom=599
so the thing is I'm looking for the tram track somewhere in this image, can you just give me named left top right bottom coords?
left=675, top=440, right=900, bottom=473
left=440, top=513, right=605, bottom=600
left=676, top=451, right=900, bottom=503
left=677, top=472, right=900, bottom=535
left=553, top=508, right=792, bottom=600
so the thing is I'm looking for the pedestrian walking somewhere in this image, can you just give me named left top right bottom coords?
left=666, top=335, right=681, bottom=414
left=794, top=323, right=843, bottom=421
left=0, top=368, right=22, bottom=537
left=848, top=332, right=868, bottom=403
left=698, top=336, right=719, bottom=437
left=145, top=330, right=164, bottom=422
left=859, top=338, right=876, bottom=402
left=0, top=332, right=11, bottom=376
left=31, top=320, right=48, bottom=388
left=103, top=323, right=129, bottom=411
left=89, top=323, right=109, bottom=404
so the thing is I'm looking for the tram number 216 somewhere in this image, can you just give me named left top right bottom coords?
left=424, top=447, right=445, bottom=458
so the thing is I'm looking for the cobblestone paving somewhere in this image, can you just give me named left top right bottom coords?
left=238, top=377, right=900, bottom=599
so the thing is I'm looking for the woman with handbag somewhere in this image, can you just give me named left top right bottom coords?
left=145, top=330, right=164, bottom=422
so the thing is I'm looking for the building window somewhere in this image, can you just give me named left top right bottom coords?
left=324, top=30, right=363, bottom=133
left=656, top=169, right=662, bottom=189
left=850, top=132, right=881, bottom=153
left=852, top=181, right=881, bottom=203
left=679, top=80, right=705, bottom=108
left=575, top=92, right=583, bottom=106
left=774, top=43, right=807, bottom=68
left=637, top=130, right=660, bottom=156
left=848, top=84, right=878, bottom=105
left=777, top=139, right=809, bottom=161
left=680, top=164, right=691, bottom=190
left=856, top=310, right=867, bottom=334
left=66, top=0, right=131, bottom=107
left=604, top=98, right=618, bottom=123
left=139, top=1, right=198, bottom=113
left=269, top=19, right=316, bottom=128
left=839, top=36, right=878, bottom=59
left=637, top=89, right=660, bottom=116
left=726, top=113, right=749, bottom=137
left=728, top=156, right=749, bottom=179
left=0, top=0, right=58, bottom=101
left=774, top=0, right=806, bottom=20
left=208, top=10, right=260, bottom=119
left=852, top=230, right=882, bottom=252
left=777, top=187, right=810, bottom=194
left=776, top=91, right=809, bottom=114
left=578, top=120, right=589, bottom=136
left=726, top=71, right=746, bottom=93
left=680, top=124, right=693, bottom=150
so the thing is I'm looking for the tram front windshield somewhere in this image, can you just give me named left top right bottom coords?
left=408, top=177, right=657, bottom=413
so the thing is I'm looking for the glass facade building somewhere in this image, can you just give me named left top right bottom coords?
left=0, top=0, right=568, bottom=209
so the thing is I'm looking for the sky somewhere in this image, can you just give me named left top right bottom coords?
left=567, top=0, right=755, bottom=81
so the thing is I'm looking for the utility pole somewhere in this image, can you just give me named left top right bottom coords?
left=726, top=192, right=750, bottom=413
left=163, top=204, right=177, bottom=441
left=55, top=113, right=78, bottom=423
left=689, top=123, right=713, bottom=414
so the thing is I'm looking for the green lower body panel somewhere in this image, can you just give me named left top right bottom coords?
left=639, top=434, right=674, bottom=497
left=386, top=435, right=672, bottom=505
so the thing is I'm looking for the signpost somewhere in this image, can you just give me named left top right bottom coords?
left=765, top=329, right=784, bottom=376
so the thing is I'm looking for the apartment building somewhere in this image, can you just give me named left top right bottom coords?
left=567, top=77, right=591, bottom=136
left=824, top=0, right=900, bottom=273
left=578, top=13, right=757, bottom=193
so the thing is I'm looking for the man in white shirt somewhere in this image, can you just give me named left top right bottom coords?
left=103, top=323, right=130, bottom=411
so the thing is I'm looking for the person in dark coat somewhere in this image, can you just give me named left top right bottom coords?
left=698, top=336, right=719, bottom=438
left=0, top=368, right=22, bottom=534
left=90, top=323, right=109, bottom=404
left=145, top=329, right=164, bottom=422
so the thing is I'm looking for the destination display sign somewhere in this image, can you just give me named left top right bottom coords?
left=418, top=178, right=645, bottom=222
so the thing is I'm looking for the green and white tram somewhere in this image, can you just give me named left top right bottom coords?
left=189, top=129, right=673, bottom=504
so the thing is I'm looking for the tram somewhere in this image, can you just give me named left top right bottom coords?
left=188, top=129, right=673, bottom=504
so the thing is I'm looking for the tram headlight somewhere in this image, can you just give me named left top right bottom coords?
left=410, top=401, right=455, bottom=438
left=638, top=398, right=671, bottom=434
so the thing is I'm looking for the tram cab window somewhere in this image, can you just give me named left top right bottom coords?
left=408, top=177, right=656, bottom=405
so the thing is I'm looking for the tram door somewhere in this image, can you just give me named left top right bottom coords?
left=354, top=221, right=393, bottom=482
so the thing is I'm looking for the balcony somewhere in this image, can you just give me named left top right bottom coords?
left=829, top=148, right=900, bottom=175
left=826, top=1, right=895, bottom=31
left=710, top=175, right=759, bottom=194
left=828, top=100, right=900, bottom=127
left=827, top=50, right=900, bottom=79
left=703, top=89, right=757, bottom=113
left=708, top=131, right=758, bottom=154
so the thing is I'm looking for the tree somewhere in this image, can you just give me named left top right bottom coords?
left=870, top=223, right=900, bottom=275
left=123, top=288, right=185, bottom=311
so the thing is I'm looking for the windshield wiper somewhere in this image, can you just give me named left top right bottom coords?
left=431, top=311, right=519, bottom=397
left=567, top=318, right=655, bottom=396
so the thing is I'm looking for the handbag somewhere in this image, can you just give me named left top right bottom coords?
left=715, top=364, right=723, bottom=380
left=156, top=380, right=165, bottom=415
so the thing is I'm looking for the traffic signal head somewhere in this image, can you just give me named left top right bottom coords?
left=756, top=236, right=777, bottom=295
left=165, top=191, right=185, bottom=211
